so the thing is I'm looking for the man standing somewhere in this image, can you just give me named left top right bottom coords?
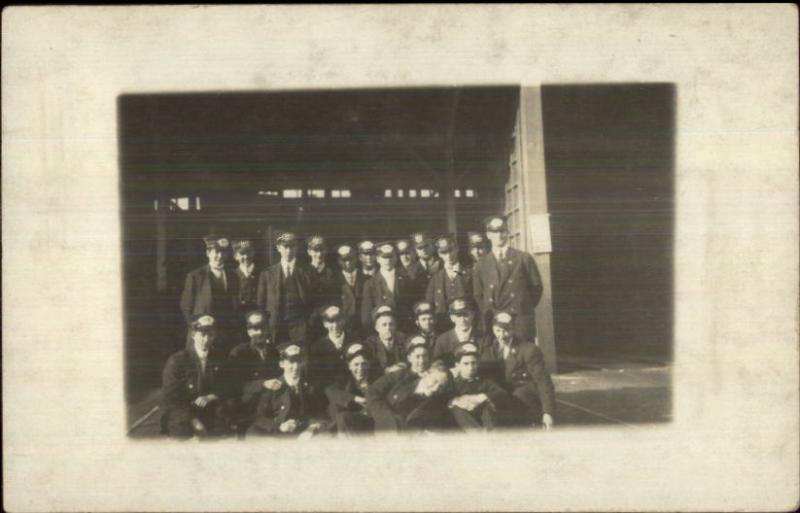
left=232, top=239, right=260, bottom=338
left=256, top=231, right=313, bottom=346
left=411, top=232, right=442, bottom=284
left=357, top=240, right=378, bottom=278
left=466, top=232, right=489, bottom=269
left=432, top=298, right=482, bottom=368
left=426, top=234, right=473, bottom=332
left=306, top=235, right=339, bottom=342
left=472, top=216, right=544, bottom=342
left=360, top=242, right=414, bottom=331
left=161, top=314, right=232, bottom=439
left=179, top=235, right=238, bottom=354
left=336, top=244, right=368, bottom=336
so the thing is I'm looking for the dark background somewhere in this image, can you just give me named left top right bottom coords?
left=119, top=84, right=674, bottom=403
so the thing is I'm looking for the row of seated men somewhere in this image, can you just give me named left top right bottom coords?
left=160, top=298, right=556, bottom=439
left=178, top=215, right=545, bottom=359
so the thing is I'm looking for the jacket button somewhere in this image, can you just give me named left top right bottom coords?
left=508, top=280, right=513, bottom=284
left=490, top=284, right=494, bottom=288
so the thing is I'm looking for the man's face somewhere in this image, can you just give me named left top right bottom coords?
left=487, top=230, right=509, bottom=248
left=416, top=314, right=435, bottom=334
left=247, top=324, right=267, bottom=345
left=493, top=325, right=512, bottom=345
left=277, top=243, right=296, bottom=261
left=451, top=311, right=474, bottom=331
left=323, top=318, right=345, bottom=338
left=407, top=347, right=430, bottom=374
left=399, top=252, right=414, bottom=267
left=308, top=248, right=325, bottom=265
left=439, top=249, right=458, bottom=266
left=192, top=330, right=215, bottom=353
left=456, top=355, right=480, bottom=380
left=377, top=254, right=396, bottom=271
left=469, top=247, right=486, bottom=262
left=207, top=248, right=225, bottom=269
left=416, top=245, right=434, bottom=260
left=348, top=355, right=369, bottom=382
left=374, top=316, right=396, bottom=339
left=280, top=358, right=303, bottom=380
left=340, top=256, right=357, bottom=272
left=359, top=253, right=376, bottom=270
left=235, top=251, right=253, bottom=266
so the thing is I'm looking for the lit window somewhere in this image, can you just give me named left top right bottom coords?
left=433, top=191, right=440, bottom=198
left=258, top=190, right=279, bottom=197
left=154, top=200, right=158, bottom=211
left=397, top=189, right=404, bottom=198
left=171, top=197, right=190, bottom=211
left=409, top=189, right=417, bottom=198
left=332, top=190, right=352, bottom=199
left=454, top=189, right=461, bottom=198
left=420, top=189, right=436, bottom=198
left=384, top=189, right=393, bottom=198
left=283, top=189, right=303, bottom=199
left=465, top=189, right=475, bottom=198
left=195, top=197, right=202, bottom=210
left=307, top=189, right=325, bottom=199
left=341, top=190, right=351, bottom=198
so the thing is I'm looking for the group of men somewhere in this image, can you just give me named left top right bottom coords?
left=162, top=215, right=554, bottom=439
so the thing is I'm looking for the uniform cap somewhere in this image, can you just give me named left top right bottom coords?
left=468, top=232, right=487, bottom=248
left=435, top=235, right=455, bottom=253
left=405, top=335, right=429, bottom=355
left=322, top=304, right=343, bottom=322
left=448, top=297, right=473, bottom=315
left=455, top=342, right=480, bottom=359
left=485, top=216, right=508, bottom=233
left=232, top=239, right=254, bottom=254
left=413, top=301, right=434, bottom=318
left=395, top=239, right=412, bottom=254
left=276, top=232, right=298, bottom=245
left=371, top=305, right=395, bottom=323
left=245, top=310, right=269, bottom=329
left=411, top=232, right=433, bottom=249
left=492, top=311, right=514, bottom=329
left=358, top=241, right=376, bottom=255
left=204, top=235, right=230, bottom=251
left=337, top=245, right=356, bottom=259
left=278, top=343, right=305, bottom=361
left=377, top=242, right=396, bottom=257
left=190, top=314, right=216, bottom=332
left=345, top=343, right=369, bottom=362
left=307, top=235, right=326, bottom=250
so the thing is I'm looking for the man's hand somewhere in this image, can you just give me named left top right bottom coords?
left=384, top=363, right=408, bottom=374
left=263, top=379, right=282, bottom=390
left=193, top=394, right=218, bottom=408
left=279, top=419, right=299, bottom=433
left=542, top=413, right=554, bottom=431
left=353, top=396, right=367, bottom=407
left=449, top=396, right=472, bottom=410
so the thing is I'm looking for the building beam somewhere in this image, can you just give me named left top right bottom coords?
left=444, top=90, right=461, bottom=234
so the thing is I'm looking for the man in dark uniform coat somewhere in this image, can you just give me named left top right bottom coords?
left=325, top=343, right=381, bottom=435
left=472, top=216, right=544, bottom=342
left=447, top=342, right=509, bottom=432
left=256, top=231, right=313, bottom=346
left=247, top=343, right=328, bottom=438
left=363, top=305, right=408, bottom=375
left=426, top=234, right=473, bottom=332
left=480, top=311, right=555, bottom=430
left=336, top=244, right=368, bottom=337
left=410, top=301, right=437, bottom=349
left=410, top=232, right=442, bottom=296
left=308, top=304, right=356, bottom=391
left=232, top=239, right=260, bottom=341
left=361, top=242, right=415, bottom=332
left=179, top=235, right=238, bottom=355
left=366, top=337, right=454, bottom=433
left=306, top=235, right=340, bottom=342
left=226, top=310, right=281, bottom=431
left=160, top=314, right=233, bottom=439
left=432, top=298, right=482, bottom=368
left=466, top=232, right=489, bottom=269
left=357, top=240, right=378, bottom=278
left=397, top=238, right=424, bottom=300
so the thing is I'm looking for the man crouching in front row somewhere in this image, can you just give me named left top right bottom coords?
left=247, top=343, right=328, bottom=439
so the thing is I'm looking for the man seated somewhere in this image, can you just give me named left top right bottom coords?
left=308, top=304, right=354, bottom=390
left=226, top=310, right=281, bottom=432
left=448, top=342, right=509, bottom=433
left=363, top=305, right=408, bottom=375
left=432, top=298, right=481, bottom=368
left=411, top=301, right=437, bottom=350
left=325, top=343, right=381, bottom=436
left=247, top=343, right=328, bottom=438
left=366, top=336, right=454, bottom=433
left=160, top=314, right=233, bottom=439
left=480, top=311, right=556, bottom=430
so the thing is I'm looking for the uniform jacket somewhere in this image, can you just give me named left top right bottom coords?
left=308, top=334, right=355, bottom=389
left=479, top=337, right=555, bottom=415
left=339, top=269, right=369, bottom=324
left=309, top=264, right=340, bottom=308
left=450, top=375, right=509, bottom=404
left=432, top=328, right=483, bottom=367
left=234, top=265, right=260, bottom=312
left=363, top=333, right=408, bottom=373
left=472, top=247, right=543, bottom=336
left=325, top=371, right=380, bottom=413
left=360, top=269, right=415, bottom=328
left=425, top=265, right=474, bottom=315
left=179, top=265, right=238, bottom=323
left=227, top=342, right=281, bottom=407
left=249, top=376, right=326, bottom=435
left=366, top=367, right=452, bottom=430
left=256, top=262, right=314, bottom=323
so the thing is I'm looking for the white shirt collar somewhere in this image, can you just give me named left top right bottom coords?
left=329, top=332, right=345, bottom=348
left=493, top=245, right=509, bottom=259
left=239, top=262, right=255, bottom=277
left=208, top=265, right=224, bottom=278
left=284, top=375, right=301, bottom=389
left=281, top=259, right=295, bottom=275
left=455, top=327, right=473, bottom=342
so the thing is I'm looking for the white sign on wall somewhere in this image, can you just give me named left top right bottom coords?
left=528, top=213, right=552, bottom=254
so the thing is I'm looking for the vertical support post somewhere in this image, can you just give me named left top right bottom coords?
left=445, top=90, right=460, bottom=234
left=155, top=196, right=168, bottom=293
left=518, top=86, right=557, bottom=373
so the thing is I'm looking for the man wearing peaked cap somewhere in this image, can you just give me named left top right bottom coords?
left=180, top=235, right=238, bottom=355
left=425, top=234, right=473, bottom=333
left=467, top=232, right=489, bottom=267
left=336, top=244, right=368, bottom=336
left=256, top=231, right=313, bottom=347
left=479, top=311, right=555, bottom=430
left=448, top=342, right=509, bottom=432
left=396, top=238, right=419, bottom=279
left=362, top=305, right=408, bottom=375
left=411, top=301, right=437, bottom=349
left=360, top=242, right=415, bottom=333
left=248, top=342, right=328, bottom=438
left=325, top=343, right=380, bottom=435
left=308, top=304, right=356, bottom=391
left=160, top=314, right=233, bottom=438
left=432, top=297, right=482, bottom=368
left=411, top=232, right=443, bottom=277
left=473, top=215, right=544, bottom=343
left=357, top=240, right=378, bottom=277
left=232, top=239, right=260, bottom=331
left=306, top=234, right=339, bottom=343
